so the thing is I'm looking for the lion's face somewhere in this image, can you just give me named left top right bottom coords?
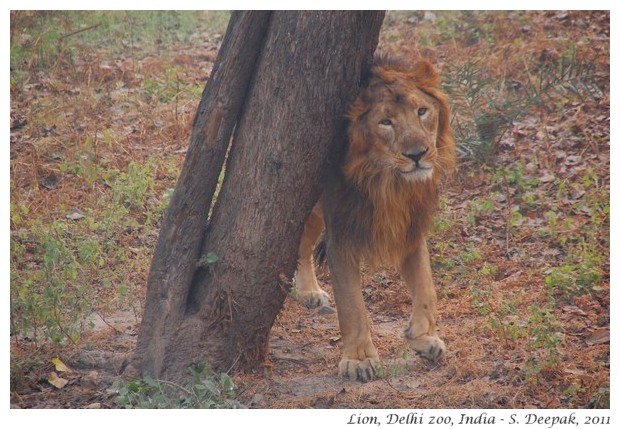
left=344, top=60, right=455, bottom=185
left=361, top=81, right=441, bottom=181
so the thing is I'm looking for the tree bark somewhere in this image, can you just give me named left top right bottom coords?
left=135, top=10, right=385, bottom=382
left=135, top=11, right=272, bottom=378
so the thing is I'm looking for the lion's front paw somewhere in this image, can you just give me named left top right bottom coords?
left=407, top=335, right=446, bottom=362
left=296, top=289, right=331, bottom=308
left=338, top=357, right=380, bottom=382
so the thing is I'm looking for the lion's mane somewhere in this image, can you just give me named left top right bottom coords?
left=324, top=56, right=456, bottom=268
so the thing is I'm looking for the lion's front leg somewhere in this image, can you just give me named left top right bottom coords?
left=328, top=243, right=380, bottom=382
left=400, top=236, right=446, bottom=362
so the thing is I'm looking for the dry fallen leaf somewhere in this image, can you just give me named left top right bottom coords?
left=539, top=171, right=556, bottom=183
left=51, top=357, right=72, bottom=373
left=565, top=368, right=587, bottom=376
left=48, top=372, right=69, bottom=389
left=65, top=211, right=85, bottom=221
left=585, top=328, right=610, bottom=346
left=562, top=305, right=587, bottom=317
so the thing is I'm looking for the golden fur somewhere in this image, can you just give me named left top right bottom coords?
left=294, top=56, right=456, bottom=381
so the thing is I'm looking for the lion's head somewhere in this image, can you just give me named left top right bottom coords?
left=343, top=57, right=456, bottom=188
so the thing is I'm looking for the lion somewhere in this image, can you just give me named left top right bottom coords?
left=294, top=56, right=456, bottom=381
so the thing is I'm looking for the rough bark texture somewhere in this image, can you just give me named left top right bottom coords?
left=135, top=11, right=272, bottom=377
left=135, top=10, right=385, bottom=382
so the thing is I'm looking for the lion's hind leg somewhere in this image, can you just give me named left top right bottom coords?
left=294, top=203, right=331, bottom=308
left=400, top=237, right=446, bottom=362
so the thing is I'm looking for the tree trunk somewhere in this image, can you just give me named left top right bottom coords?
left=135, top=10, right=385, bottom=382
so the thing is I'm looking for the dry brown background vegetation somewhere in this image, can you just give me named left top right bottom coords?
left=9, top=10, right=610, bottom=409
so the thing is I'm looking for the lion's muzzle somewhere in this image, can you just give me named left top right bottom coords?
left=402, top=147, right=429, bottom=167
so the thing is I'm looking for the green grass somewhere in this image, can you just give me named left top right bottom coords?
left=10, top=11, right=230, bottom=77
left=10, top=10, right=230, bottom=346
left=10, top=158, right=161, bottom=345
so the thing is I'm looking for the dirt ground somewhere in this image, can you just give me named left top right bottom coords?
left=9, top=11, right=610, bottom=410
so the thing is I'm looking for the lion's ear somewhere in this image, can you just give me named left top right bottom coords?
left=411, top=60, right=441, bottom=88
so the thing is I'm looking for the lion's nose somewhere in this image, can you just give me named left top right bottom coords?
left=403, top=148, right=428, bottom=165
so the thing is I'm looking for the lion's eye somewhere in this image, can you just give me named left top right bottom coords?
left=379, top=118, right=393, bottom=126
left=417, top=107, right=428, bottom=116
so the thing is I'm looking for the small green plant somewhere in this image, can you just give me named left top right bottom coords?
left=493, top=161, right=539, bottom=191
left=443, top=59, right=527, bottom=159
left=469, top=272, right=564, bottom=380
left=466, top=196, right=496, bottom=225
left=143, top=67, right=204, bottom=104
left=587, top=388, right=610, bottom=409
left=373, top=357, right=407, bottom=380
left=522, top=45, right=604, bottom=109
left=459, top=244, right=484, bottom=265
left=199, top=252, right=219, bottom=268
left=112, top=161, right=154, bottom=210
left=539, top=168, right=607, bottom=304
left=543, top=206, right=605, bottom=304
left=523, top=303, right=563, bottom=379
left=562, top=382, right=586, bottom=407
left=432, top=195, right=454, bottom=234
left=469, top=274, right=527, bottom=345
left=10, top=220, right=99, bottom=344
left=545, top=257, right=603, bottom=303
left=115, top=362, right=242, bottom=409
left=9, top=159, right=162, bottom=346
left=526, top=305, right=562, bottom=354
